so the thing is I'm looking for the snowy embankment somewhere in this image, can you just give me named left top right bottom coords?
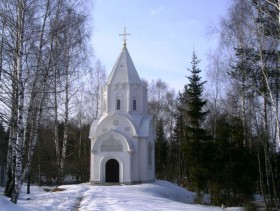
left=0, top=180, right=243, bottom=211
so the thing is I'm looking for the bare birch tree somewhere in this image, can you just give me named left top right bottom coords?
left=213, top=0, right=280, bottom=208
left=0, top=0, right=91, bottom=203
left=10, top=0, right=26, bottom=203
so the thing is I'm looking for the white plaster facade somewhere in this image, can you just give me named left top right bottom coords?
left=89, top=44, right=155, bottom=184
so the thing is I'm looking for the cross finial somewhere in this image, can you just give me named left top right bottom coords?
left=119, top=27, right=131, bottom=46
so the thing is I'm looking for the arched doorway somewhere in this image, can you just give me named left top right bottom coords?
left=105, top=159, right=119, bottom=182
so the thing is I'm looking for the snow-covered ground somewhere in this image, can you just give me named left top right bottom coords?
left=0, top=180, right=243, bottom=211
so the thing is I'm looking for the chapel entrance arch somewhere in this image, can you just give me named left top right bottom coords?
left=105, top=159, right=119, bottom=182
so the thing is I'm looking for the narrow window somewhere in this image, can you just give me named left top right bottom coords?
left=133, top=99, right=136, bottom=110
left=148, top=143, right=152, bottom=166
left=117, top=99, right=121, bottom=110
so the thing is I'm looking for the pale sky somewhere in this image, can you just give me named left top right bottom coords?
left=90, top=0, right=230, bottom=92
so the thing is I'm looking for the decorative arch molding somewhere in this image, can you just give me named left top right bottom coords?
left=92, top=129, right=135, bottom=154
left=95, top=113, right=138, bottom=136
left=101, top=137, right=123, bottom=152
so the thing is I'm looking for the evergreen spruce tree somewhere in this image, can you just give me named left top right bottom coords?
left=184, top=51, right=209, bottom=195
left=173, top=89, right=188, bottom=184
left=155, top=118, right=168, bottom=179
left=186, top=52, right=208, bottom=139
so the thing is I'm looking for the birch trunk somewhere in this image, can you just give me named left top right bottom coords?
left=60, top=40, right=70, bottom=182
left=24, top=92, right=46, bottom=190
left=258, top=1, right=280, bottom=147
left=24, top=0, right=51, bottom=193
left=0, top=17, right=5, bottom=82
left=54, top=66, right=61, bottom=184
left=256, top=40, right=279, bottom=209
left=78, top=87, right=83, bottom=159
left=52, top=0, right=63, bottom=185
left=4, top=43, right=19, bottom=196
left=4, top=121, right=17, bottom=197
left=11, top=0, right=25, bottom=204
left=61, top=83, right=69, bottom=182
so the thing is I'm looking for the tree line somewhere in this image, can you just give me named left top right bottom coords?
left=0, top=0, right=107, bottom=204
left=154, top=0, right=280, bottom=209
left=0, top=0, right=280, bottom=209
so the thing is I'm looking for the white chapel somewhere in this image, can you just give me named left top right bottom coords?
left=89, top=31, right=155, bottom=184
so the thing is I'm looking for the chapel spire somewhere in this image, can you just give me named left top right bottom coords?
left=119, top=27, right=131, bottom=46
left=106, top=38, right=141, bottom=85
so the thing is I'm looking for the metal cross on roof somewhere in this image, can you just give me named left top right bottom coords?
left=119, top=27, right=131, bottom=46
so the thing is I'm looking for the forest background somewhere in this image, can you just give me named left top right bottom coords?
left=0, top=0, right=280, bottom=209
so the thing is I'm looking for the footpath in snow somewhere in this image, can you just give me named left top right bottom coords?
left=0, top=180, right=243, bottom=211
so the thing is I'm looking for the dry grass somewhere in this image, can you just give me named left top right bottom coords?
left=51, top=187, right=66, bottom=192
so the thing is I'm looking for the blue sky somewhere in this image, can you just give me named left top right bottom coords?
left=90, top=0, right=230, bottom=92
